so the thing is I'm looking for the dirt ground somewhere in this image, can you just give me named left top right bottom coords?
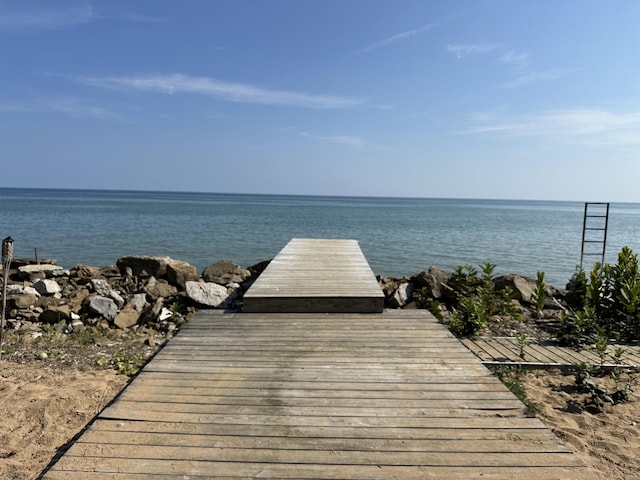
left=521, top=369, right=640, bottom=480
left=0, top=335, right=638, bottom=479
left=0, top=363, right=128, bottom=480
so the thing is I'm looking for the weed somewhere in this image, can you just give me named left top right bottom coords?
left=96, top=346, right=147, bottom=376
left=490, top=365, right=538, bottom=416
left=531, top=271, right=546, bottom=317
left=517, top=333, right=527, bottom=360
left=572, top=360, right=639, bottom=410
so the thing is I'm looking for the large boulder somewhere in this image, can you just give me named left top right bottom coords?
left=166, top=260, right=199, bottom=290
left=114, top=304, right=141, bottom=330
left=202, top=260, right=250, bottom=285
left=494, top=274, right=539, bottom=304
left=16, top=264, right=63, bottom=281
left=116, top=256, right=173, bottom=278
left=186, top=281, right=233, bottom=308
left=86, top=295, right=118, bottom=322
left=413, top=267, right=452, bottom=300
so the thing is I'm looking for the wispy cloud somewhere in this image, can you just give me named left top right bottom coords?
left=0, top=5, right=96, bottom=31
left=500, top=50, right=530, bottom=69
left=0, top=4, right=167, bottom=31
left=71, top=73, right=365, bottom=109
left=461, top=108, right=640, bottom=146
left=446, top=43, right=501, bottom=59
left=498, top=68, right=576, bottom=89
left=300, top=131, right=366, bottom=148
left=356, top=22, right=438, bottom=54
left=0, top=96, right=118, bottom=119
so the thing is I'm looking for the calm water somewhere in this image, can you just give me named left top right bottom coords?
left=2, top=188, right=640, bottom=288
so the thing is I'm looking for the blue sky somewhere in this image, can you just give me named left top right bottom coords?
left=2, top=1, right=640, bottom=201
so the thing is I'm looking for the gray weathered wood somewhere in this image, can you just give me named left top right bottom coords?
left=43, top=310, right=595, bottom=479
left=243, top=238, right=384, bottom=313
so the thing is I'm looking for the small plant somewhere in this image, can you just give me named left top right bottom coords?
left=95, top=344, right=148, bottom=376
left=572, top=360, right=639, bottom=410
left=531, top=271, right=546, bottom=317
left=415, top=288, right=444, bottom=321
left=556, top=305, right=600, bottom=346
left=490, top=365, right=538, bottom=416
left=449, top=296, right=488, bottom=337
left=594, top=329, right=609, bottom=367
left=516, top=333, right=527, bottom=360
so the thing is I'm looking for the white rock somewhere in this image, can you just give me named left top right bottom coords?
left=33, top=279, right=61, bottom=296
left=185, top=281, right=231, bottom=308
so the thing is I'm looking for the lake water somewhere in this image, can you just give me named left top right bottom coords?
left=2, top=188, right=640, bottom=288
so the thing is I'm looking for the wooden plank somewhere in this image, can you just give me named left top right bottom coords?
left=243, top=238, right=384, bottom=313
left=45, top=460, right=591, bottom=480
left=463, top=337, right=640, bottom=370
left=43, top=310, right=594, bottom=480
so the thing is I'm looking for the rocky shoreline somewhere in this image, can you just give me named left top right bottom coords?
left=1, top=255, right=568, bottom=345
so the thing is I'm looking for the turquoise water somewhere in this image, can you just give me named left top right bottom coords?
left=2, top=188, right=640, bottom=288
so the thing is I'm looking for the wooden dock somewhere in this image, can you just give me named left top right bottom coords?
left=243, top=238, right=384, bottom=313
left=462, top=336, right=640, bottom=369
left=43, top=310, right=593, bottom=479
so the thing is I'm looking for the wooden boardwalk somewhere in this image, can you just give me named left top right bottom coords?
left=462, top=336, right=640, bottom=369
left=243, top=238, right=384, bottom=313
left=43, top=310, right=593, bottom=479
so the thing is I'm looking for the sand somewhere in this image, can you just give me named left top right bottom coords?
left=0, top=363, right=128, bottom=480
left=521, top=369, right=640, bottom=480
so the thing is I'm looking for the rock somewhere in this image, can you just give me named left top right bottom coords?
left=185, top=281, right=232, bottom=308
left=144, top=277, right=178, bottom=301
left=72, top=264, right=103, bottom=279
left=494, top=274, right=538, bottom=304
left=33, top=279, right=62, bottom=296
left=90, top=279, right=125, bottom=307
left=114, top=304, right=141, bottom=329
left=388, top=282, right=415, bottom=308
left=158, top=307, right=174, bottom=322
left=202, top=260, right=250, bottom=285
left=39, top=305, right=71, bottom=323
left=10, top=293, right=39, bottom=309
left=378, top=276, right=400, bottom=297
left=39, top=296, right=61, bottom=308
left=17, top=264, right=63, bottom=280
left=166, top=260, right=199, bottom=290
left=128, top=293, right=148, bottom=312
left=413, top=267, right=452, bottom=300
left=67, top=287, right=90, bottom=312
left=116, top=256, right=172, bottom=278
left=87, top=296, right=118, bottom=322
left=100, top=265, right=121, bottom=277
left=139, top=298, right=164, bottom=324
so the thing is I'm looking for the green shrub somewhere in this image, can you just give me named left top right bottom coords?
left=559, top=246, right=640, bottom=345
left=447, top=262, right=519, bottom=337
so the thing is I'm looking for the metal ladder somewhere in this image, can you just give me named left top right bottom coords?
left=580, top=202, right=610, bottom=269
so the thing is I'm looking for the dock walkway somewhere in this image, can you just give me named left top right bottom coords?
left=43, top=238, right=594, bottom=479
left=243, top=238, right=384, bottom=313
left=43, top=310, right=593, bottom=479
